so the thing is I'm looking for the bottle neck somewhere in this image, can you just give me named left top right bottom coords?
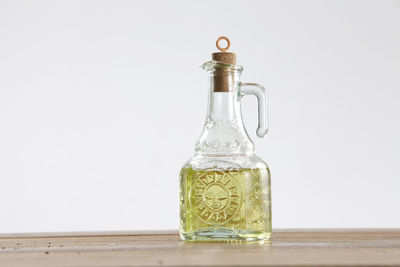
left=207, top=91, right=239, bottom=123
left=195, top=71, right=254, bottom=155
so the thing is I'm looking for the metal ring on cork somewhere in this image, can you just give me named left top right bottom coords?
left=216, top=36, right=231, bottom=52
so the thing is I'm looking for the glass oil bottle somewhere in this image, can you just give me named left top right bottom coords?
left=179, top=36, right=271, bottom=242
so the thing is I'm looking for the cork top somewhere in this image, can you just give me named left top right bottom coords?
left=212, top=36, right=237, bottom=65
left=208, top=36, right=238, bottom=93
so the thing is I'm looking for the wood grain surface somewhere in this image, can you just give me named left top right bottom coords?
left=0, top=229, right=399, bottom=266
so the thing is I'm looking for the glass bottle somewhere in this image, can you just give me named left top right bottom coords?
left=179, top=36, right=271, bottom=242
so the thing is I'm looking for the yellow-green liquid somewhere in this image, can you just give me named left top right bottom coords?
left=180, top=167, right=271, bottom=242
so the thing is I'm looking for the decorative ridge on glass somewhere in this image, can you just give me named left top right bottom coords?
left=200, top=61, right=244, bottom=72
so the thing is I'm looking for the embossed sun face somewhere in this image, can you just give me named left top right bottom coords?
left=203, top=185, right=228, bottom=211
left=189, top=170, right=242, bottom=225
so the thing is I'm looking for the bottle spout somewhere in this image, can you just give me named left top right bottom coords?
left=200, top=60, right=242, bottom=71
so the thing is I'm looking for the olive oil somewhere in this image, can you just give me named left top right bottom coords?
left=180, top=167, right=271, bottom=242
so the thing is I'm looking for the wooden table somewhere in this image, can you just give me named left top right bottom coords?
left=0, top=229, right=399, bottom=266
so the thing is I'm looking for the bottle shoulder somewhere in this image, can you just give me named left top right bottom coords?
left=195, top=119, right=255, bottom=155
left=181, top=154, right=268, bottom=171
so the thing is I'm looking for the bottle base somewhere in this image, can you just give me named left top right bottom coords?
left=180, top=228, right=271, bottom=243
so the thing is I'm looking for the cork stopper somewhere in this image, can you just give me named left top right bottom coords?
left=212, top=36, right=237, bottom=65
left=211, top=36, right=237, bottom=92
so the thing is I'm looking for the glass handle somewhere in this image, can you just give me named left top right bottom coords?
left=240, top=82, right=269, bottom=138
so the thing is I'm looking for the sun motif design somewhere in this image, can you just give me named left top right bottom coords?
left=189, top=171, right=242, bottom=225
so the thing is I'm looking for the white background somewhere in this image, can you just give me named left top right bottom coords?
left=0, top=0, right=399, bottom=233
